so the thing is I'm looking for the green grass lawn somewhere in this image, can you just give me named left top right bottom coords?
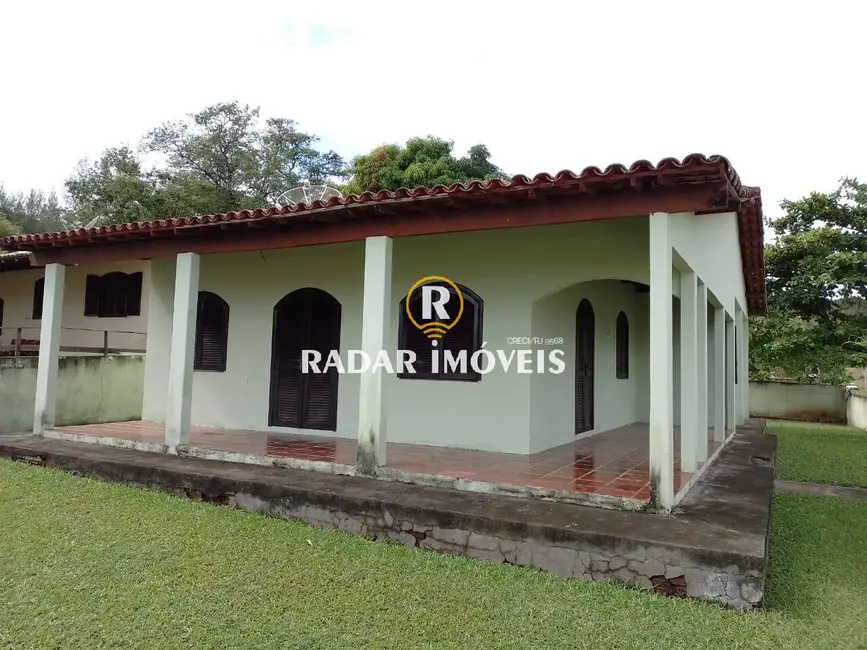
left=768, top=420, right=867, bottom=488
left=1, top=461, right=866, bottom=649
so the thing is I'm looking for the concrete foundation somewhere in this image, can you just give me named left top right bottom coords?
left=0, top=420, right=774, bottom=610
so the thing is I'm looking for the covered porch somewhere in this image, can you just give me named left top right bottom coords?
left=50, top=420, right=725, bottom=504
left=9, top=155, right=763, bottom=513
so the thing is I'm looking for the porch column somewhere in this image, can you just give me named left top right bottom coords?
left=165, top=252, right=200, bottom=449
left=739, top=309, right=750, bottom=424
left=33, top=263, right=65, bottom=435
left=733, top=306, right=745, bottom=426
left=725, top=313, right=736, bottom=431
left=713, top=306, right=726, bottom=442
left=696, top=281, right=708, bottom=464
left=679, top=269, right=699, bottom=473
left=356, top=236, right=393, bottom=475
left=649, top=212, right=675, bottom=510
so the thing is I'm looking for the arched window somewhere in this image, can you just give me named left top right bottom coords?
left=84, top=272, right=143, bottom=318
left=398, top=282, right=483, bottom=381
left=615, top=311, right=629, bottom=379
left=194, top=292, right=230, bottom=372
left=32, top=278, right=44, bottom=319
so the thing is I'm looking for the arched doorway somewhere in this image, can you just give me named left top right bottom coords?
left=575, top=299, right=595, bottom=434
left=269, top=288, right=341, bottom=431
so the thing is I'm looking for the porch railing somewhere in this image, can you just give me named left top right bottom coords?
left=0, top=326, right=147, bottom=359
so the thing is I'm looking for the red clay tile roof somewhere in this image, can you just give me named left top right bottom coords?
left=0, top=153, right=765, bottom=313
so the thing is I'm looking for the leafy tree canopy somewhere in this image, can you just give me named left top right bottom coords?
left=0, top=216, right=22, bottom=237
left=344, top=136, right=507, bottom=195
left=65, top=102, right=347, bottom=226
left=0, top=186, right=71, bottom=234
left=751, top=178, right=867, bottom=383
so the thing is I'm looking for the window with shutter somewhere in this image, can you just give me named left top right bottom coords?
left=398, top=282, right=483, bottom=381
left=100, top=272, right=128, bottom=317
left=83, top=272, right=144, bottom=318
left=269, top=288, right=341, bottom=431
left=194, top=292, right=230, bottom=372
left=32, top=278, right=44, bottom=320
left=84, top=275, right=102, bottom=316
left=615, top=311, right=629, bottom=379
left=575, top=299, right=595, bottom=434
left=126, top=272, right=143, bottom=316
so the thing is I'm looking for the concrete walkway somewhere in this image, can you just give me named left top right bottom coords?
left=775, top=479, right=867, bottom=501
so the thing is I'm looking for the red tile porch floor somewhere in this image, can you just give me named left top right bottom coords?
left=55, top=421, right=722, bottom=501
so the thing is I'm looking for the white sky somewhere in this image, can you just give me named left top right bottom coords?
left=1, top=0, right=864, bottom=223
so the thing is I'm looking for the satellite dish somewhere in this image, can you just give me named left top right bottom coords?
left=274, top=180, right=343, bottom=208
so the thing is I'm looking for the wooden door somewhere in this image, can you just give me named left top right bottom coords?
left=575, top=299, right=595, bottom=434
left=269, top=289, right=341, bottom=430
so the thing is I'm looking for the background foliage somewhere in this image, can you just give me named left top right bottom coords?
left=1, top=103, right=505, bottom=234
left=751, top=178, right=867, bottom=384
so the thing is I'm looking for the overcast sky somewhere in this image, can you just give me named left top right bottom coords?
left=1, top=0, right=863, bottom=222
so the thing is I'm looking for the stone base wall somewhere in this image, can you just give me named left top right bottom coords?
left=233, top=494, right=763, bottom=609
left=0, top=432, right=769, bottom=611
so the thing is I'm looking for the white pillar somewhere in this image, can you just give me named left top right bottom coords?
left=734, top=307, right=746, bottom=426
left=356, top=236, right=393, bottom=475
left=649, top=213, right=675, bottom=510
left=713, top=306, right=726, bottom=442
left=165, top=252, right=200, bottom=448
left=696, top=282, right=708, bottom=464
left=739, top=310, right=750, bottom=424
left=33, top=263, right=65, bottom=434
left=679, top=269, right=699, bottom=473
left=725, top=314, right=736, bottom=431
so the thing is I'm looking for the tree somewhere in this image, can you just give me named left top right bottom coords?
left=254, top=117, right=346, bottom=202
left=66, top=146, right=158, bottom=225
left=0, top=186, right=71, bottom=234
left=140, top=102, right=346, bottom=213
left=751, top=178, right=867, bottom=383
left=0, top=216, right=22, bottom=237
left=344, top=136, right=507, bottom=195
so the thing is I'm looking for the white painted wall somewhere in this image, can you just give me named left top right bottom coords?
left=144, top=243, right=366, bottom=438
left=141, top=211, right=748, bottom=455
left=0, top=261, right=149, bottom=353
left=529, top=280, right=647, bottom=453
left=668, top=212, right=746, bottom=316
left=847, top=391, right=867, bottom=429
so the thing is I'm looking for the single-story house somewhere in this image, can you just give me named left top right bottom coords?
left=0, top=251, right=149, bottom=356
left=0, top=153, right=764, bottom=512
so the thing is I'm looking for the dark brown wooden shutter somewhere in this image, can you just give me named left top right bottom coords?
left=301, top=295, right=340, bottom=429
left=194, top=292, right=229, bottom=372
left=615, top=311, right=629, bottom=379
left=269, top=289, right=340, bottom=431
left=84, top=275, right=102, bottom=316
left=398, top=282, right=482, bottom=381
left=0, top=297, right=4, bottom=336
left=441, top=299, right=479, bottom=380
left=126, top=272, right=143, bottom=316
left=98, top=273, right=128, bottom=317
left=400, top=294, right=434, bottom=377
left=575, top=299, right=595, bottom=434
left=32, top=278, right=44, bottom=320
